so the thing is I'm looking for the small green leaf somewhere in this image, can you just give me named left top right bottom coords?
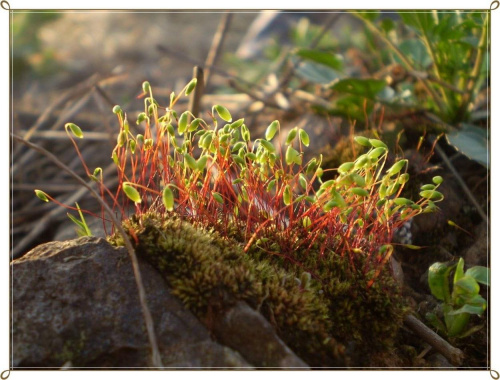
left=453, top=276, right=480, bottom=297
left=465, top=266, right=490, bottom=286
left=331, top=78, right=387, bottom=99
left=162, top=186, right=174, bottom=211
left=184, top=78, right=197, bottom=96
left=122, top=182, right=141, bottom=204
left=299, top=129, right=310, bottom=147
left=265, top=120, right=279, bottom=141
left=65, top=123, right=83, bottom=138
left=454, top=257, right=465, bottom=283
left=213, top=105, right=232, bottom=122
left=35, top=189, right=50, bottom=202
left=295, top=49, right=343, bottom=70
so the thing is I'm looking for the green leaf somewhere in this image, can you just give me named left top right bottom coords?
left=34, top=189, right=50, bottom=202
left=465, top=266, right=490, bottom=286
left=295, top=49, right=343, bottom=71
left=453, top=275, right=480, bottom=297
left=295, top=60, right=340, bottom=84
left=213, top=105, right=232, bottom=122
left=446, top=124, right=488, bottom=168
left=162, top=186, right=174, bottom=211
left=65, top=123, right=83, bottom=138
left=454, top=257, right=465, bottom=283
left=448, top=299, right=486, bottom=316
left=265, top=120, right=279, bottom=141
left=353, top=10, right=380, bottom=21
left=428, top=261, right=457, bottom=302
left=122, top=182, right=141, bottom=204
left=331, top=78, right=387, bottom=99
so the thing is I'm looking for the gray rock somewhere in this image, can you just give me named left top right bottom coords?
left=11, top=237, right=252, bottom=368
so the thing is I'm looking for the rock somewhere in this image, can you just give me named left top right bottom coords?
left=464, top=221, right=488, bottom=267
left=212, top=301, right=309, bottom=368
left=12, top=237, right=252, bottom=368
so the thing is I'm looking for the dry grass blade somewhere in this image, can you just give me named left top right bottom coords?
left=11, top=134, right=164, bottom=368
left=203, top=12, right=233, bottom=88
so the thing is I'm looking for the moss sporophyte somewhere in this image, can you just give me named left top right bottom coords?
left=39, top=81, right=444, bottom=364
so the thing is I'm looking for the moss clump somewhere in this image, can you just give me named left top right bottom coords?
left=109, top=211, right=408, bottom=366
left=109, top=212, right=341, bottom=366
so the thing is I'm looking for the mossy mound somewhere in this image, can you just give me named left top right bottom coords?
left=109, top=211, right=408, bottom=366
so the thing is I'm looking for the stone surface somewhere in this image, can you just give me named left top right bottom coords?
left=212, top=301, right=309, bottom=368
left=11, top=237, right=252, bottom=368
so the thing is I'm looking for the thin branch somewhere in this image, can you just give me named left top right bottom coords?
left=11, top=134, right=164, bottom=368
left=204, top=12, right=233, bottom=88
left=404, top=314, right=464, bottom=366
left=188, top=66, right=205, bottom=119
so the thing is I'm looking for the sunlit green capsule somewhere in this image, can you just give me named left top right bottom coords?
left=196, top=155, right=209, bottom=171
left=178, top=111, right=189, bottom=134
left=65, top=123, right=83, bottom=138
left=299, top=174, right=308, bottom=190
left=393, top=197, right=413, bottom=206
left=184, top=153, right=197, bottom=170
left=111, top=151, right=119, bottom=165
left=184, top=78, right=197, bottom=96
left=136, top=112, right=147, bottom=125
left=122, top=182, right=141, bottom=204
left=112, top=105, right=122, bottom=115
left=34, top=189, right=50, bottom=202
left=369, top=138, right=388, bottom=149
left=117, top=130, right=127, bottom=147
left=162, top=186, right=174, bottom=211
left=166, top=123, right=175, bottom=136
left=420, top=184, right=435, bottom=191
left=323, top=200, right=338, bottom=212
left=286, top=146, right=301, bottom=165
left=350, top=187, right=369, bottom=197
left=419, top=190, right=444, bottom=201
left=283, top=184, right=293, bottom=206
left=387, top=159, right=408, bottom=176
left=351, top=173, right=366, bottom=187
left=354, top=136, right=370, bottom=146
left=368, top=147, right=387, bottom=159
left=299, top=129, right=310, bottom=147
left=229, top=118, right=244, bottom=129
left=213, top=105, right=232, bottom=122
left=129, top=139, right=136, bottom=154
left=142, top=81, right=151, bottom=94
left=285, top=127, right=298, bottom=145
left=136, top=134, right=144, bottom=144
left=306, top=159, right=318, bottom=175
left=188, top=118, right=202, bottom=132
left=212, top=192, right=224, bottom=204
left=246, top=152, right=257, bottom=161
left=144, top=138, right=153, bottom=150
left=260, top=139, right=275, bottom=153
left=432, top=176, right=443, bottom=185
left=241, top=124, right=250, bottom=142
left=302, top=216, right=312, bottom=228
left=398, top=173, right=410, bottom=185
left=338, top=162, right=355, bottom=174
left=265, top=120, right=279, bottom=141
left=267, top=179, right=276, bottom=192
left=354, top=154, right=369, bottom=169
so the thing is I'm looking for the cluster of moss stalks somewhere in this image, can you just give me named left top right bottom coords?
left=108, top=211, right=408, bottom=367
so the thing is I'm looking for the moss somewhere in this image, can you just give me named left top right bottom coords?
left=53, top=331, right=86, bottom=366
left=109, top=211, right=408, bottom=366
